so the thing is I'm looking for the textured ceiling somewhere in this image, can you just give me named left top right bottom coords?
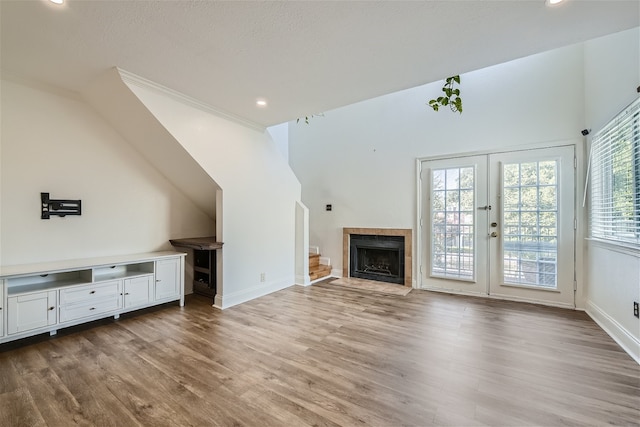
left=1, top=1, right=638, bottom=127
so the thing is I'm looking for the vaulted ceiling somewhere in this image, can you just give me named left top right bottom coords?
left=1, top=1, right=638, bottom=128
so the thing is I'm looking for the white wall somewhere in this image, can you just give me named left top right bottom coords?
left=0, top=78, right=214, bottom=267
left=584, top=28, right=640, bottom=132
left=289, top=43, right=586, bottom=290
left=295, top=200, right=310, bottom=285
left=583, top=27, right=640, bottom=362
left=123, top=79, right=302, bottom=309
left=267, top=122, right=290, bottom=162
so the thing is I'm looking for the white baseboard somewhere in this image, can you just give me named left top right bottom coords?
left=309, top=275, right=338, bottom=285
left=586, top=300, right=640, bottom=364
left=214, top=277, right=293, bottom=309
left=295, top=273, right=312, bottom=287
left=331, top=268, right=342, bottom=277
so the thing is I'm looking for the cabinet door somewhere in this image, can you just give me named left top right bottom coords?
left=124, top=275, right=153, bottom=309
left=7, top=290, right=57, bottom=335
left=155, top=258, right=181, bottom=301
left=0, top=282, right=4, bottom=337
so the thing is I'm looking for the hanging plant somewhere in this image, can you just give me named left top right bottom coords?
left=428, top=75, right=463, bottom=113
left=296, top=113, right=324, bottom=124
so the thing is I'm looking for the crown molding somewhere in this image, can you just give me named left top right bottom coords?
left=1, top=70, right=82, bottom=101
left=117, top=68, right=266, bottom=133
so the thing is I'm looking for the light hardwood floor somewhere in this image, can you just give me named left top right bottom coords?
left=1, top=280, right=638, bottom=426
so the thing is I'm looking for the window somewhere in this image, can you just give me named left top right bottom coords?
left=431, top=166, right=475, bottom=280
left=502, top=160, right=559, bottom=288
left=590, top=97, right=640, bottom=247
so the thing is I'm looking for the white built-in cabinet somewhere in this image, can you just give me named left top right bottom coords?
left=0, top=284, right=4, bottom=337
left=0, top=252, right=185, bottom=344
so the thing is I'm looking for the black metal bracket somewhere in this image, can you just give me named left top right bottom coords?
left=41, top=192, right=82, bottom=219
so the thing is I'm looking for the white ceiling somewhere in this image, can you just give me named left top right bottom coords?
left=1, top=0, right=638, bottom=128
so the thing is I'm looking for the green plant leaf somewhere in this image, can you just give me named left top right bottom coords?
left=428, top=75, right=463, bottom=114
left=454, top=98, right=463, bottom=113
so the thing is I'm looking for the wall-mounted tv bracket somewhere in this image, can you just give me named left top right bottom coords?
left=41, top=192, right=82, bottom=219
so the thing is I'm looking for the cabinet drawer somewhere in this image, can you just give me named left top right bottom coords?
left=60, top=280, right=120, bottom=305
left=59, top=297, right=120, bottom=323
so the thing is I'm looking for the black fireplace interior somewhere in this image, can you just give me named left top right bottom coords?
left=349, top=234, right=404, bottom=285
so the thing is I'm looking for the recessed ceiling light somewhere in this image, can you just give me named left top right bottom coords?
left=546, top=0, right=564, bottom=5
left=49, top=0, right=64, bottom=4
left=256, top=99, right=268, bottom=108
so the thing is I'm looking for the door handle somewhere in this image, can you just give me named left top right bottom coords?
left=478, top=205, right=492, bottom=211
left=490, top=231, right=498, bottom=238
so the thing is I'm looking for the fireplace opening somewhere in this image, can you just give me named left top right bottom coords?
left=350, top=234, right=404, bottom=285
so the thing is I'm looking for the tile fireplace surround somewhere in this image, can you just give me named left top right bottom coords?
left=343, top=228, right=413, bottom=287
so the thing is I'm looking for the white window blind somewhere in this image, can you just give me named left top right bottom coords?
left=590, top=97, right=640, bottom=247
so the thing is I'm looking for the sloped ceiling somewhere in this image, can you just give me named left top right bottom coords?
left=1, top=0, right=638, bottom=128
left=83, top=68, right=218, bottom=220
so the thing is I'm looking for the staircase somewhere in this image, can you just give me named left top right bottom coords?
left=309, top=252, right=332, bottom=281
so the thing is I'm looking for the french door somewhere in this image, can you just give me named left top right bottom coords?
left=420, top=146, right=575, bottom=308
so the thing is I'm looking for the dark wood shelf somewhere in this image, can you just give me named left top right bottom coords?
left=170, top=238, right=220, bottom=299
left=169, top=236, right=223, bottom=251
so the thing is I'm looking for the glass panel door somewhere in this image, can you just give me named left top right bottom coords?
left=421, top=155, right=488, bottom=294
left=488, top=146, right=575, bottom=307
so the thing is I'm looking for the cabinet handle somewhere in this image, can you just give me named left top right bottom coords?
left=125, top=292, right=130, bottom=295
left=48, top=306, right=55, bottom=311
left=90, top=290, right=96, bottom=294
left=89, top=307, right=95, bottom=311
left=156, top=279, right=161, bottom=282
